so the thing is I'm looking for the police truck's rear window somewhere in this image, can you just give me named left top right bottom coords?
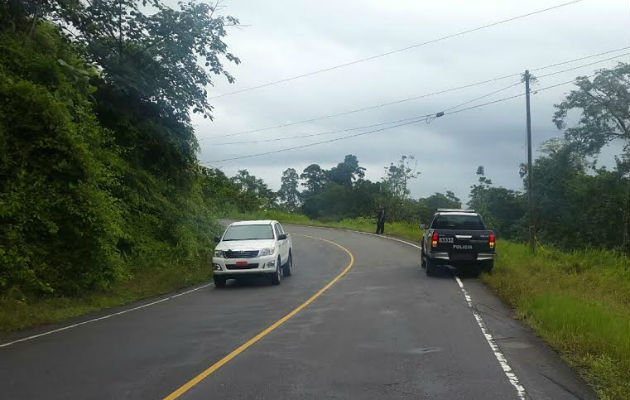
left=432, top=215, right=485, bottom=230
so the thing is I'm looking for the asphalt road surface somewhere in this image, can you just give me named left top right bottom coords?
left=1, top=225, right=597, bottom=400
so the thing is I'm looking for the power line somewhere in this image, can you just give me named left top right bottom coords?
left=535, top=53, right=629, bottom=79
left=210, top=115, right=432, bottom=146
left=205, top=116, right=430, bottom=163
left=203, top=75, right=590, bottom=164
left=445, top=75, right=593, bottom=116
left=201, top=76, right=522, bottom=140
left=531, top=47, right=629, bottom=72
left=443, top=82, right=522, bottom=113
left=204, top=57, right=620, bottom=151
left=200, top=46, right=628, bottom=141
left=207, top=0, right=585, bottom=100
left=210, top=80, right=524, bottom=146
left=444, top=53, right=628, bottom=113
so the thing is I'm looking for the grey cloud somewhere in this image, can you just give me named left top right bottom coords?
left=183, top=0, right=629, bottom=200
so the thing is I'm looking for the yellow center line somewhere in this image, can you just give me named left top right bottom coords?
left=163, top=234, right=355, bottom=400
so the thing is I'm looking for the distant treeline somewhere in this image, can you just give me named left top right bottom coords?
left=213, top=145, right=628, bottom=252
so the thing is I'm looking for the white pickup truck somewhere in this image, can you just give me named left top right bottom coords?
left=212, top=220, right=293, bottom=287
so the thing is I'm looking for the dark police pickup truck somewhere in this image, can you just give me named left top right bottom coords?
left=420, top=209, right=496, bottom=276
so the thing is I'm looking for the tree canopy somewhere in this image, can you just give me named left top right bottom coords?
left=553, top=63, right=629, bottom=165
left=6, top=0, right=240, bottom=122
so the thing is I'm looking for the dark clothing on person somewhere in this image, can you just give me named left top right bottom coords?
left=376, top=207, right=385, bottom=234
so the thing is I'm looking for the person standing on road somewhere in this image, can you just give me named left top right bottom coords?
left=376, top=204, right=386, bottom=234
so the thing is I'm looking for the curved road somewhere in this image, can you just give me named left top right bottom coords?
left=1, top=225, right=596, bottom=399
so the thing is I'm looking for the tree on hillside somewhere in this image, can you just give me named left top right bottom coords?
left=278, top=168, right=300, bottom=212
left=20, top=0, right=240, bottom=123
left=525, top=139, right=626, bottom=249
left=382, top=155, right=420, bottom=199
left=552, top=63, right=630, bottom=256
left=416, top=192, right=462, bottom=224
left=445, top=191, right=460, bottom=204
left=553, top=63, right=629, bottom=161
left=468, top=167, right=526, bottom=239
left=469, top=166, right=493, bottom=215
left=299, top=156, right=376, bottom=219
left=4, top=0, right=242, bottom=187
left=328, top=154, right=366, bottom=186
left=300, top=164, right=327, bottom=196
left=380, top=155, right=420, bottom=221
left=0, top=2, right=242, bottom=297
left=231, top=170, right=277, bottom=209
left=421, top=192, right=461, bottom=211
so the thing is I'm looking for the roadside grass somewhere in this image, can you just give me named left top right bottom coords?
left=484, top=242, right=630, bottom=400
left=232, top=210, right=630, bottom=400
left=0, top=265, right=212, bottom=335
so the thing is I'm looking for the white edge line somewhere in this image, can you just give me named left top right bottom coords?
left=455, top=276, right=528, bottom=400
left=0, top=283, right=214, bottom=348
left=290, top=223, right=528, bottom=399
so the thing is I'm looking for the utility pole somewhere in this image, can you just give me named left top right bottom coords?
left=524, top=70, right=535, bottom=253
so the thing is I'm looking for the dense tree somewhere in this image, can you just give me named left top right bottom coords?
left=380, top=155, right=420, bottom=221
left=526, top=140, right=627, bottom=249
left=417, top=192, right=462, bottom=224
left=382, top=155, right=419, bottom=199
left=468, top=167, right=525, bottom=239
left=231, top=170, right=277, bottom=209
left=553, top=63, right=629, bottom=159
left=552, top=63, right=629, bottom=255
left=278, top=168, right=300, bottom=212
left=0, top=24, right=124, bottom=294
left=469, top=166, right=493, bottom=215
left=300, top=164, right=327, bottom=196
left=422, top=192, right=461, bottom=211
left=327, top=154, right=366, bottom=186
left=445, top=191, right=460, bottom=204
left=0, top=1, right=242, bottom=297
left=34, top=0, right=239, bottom=122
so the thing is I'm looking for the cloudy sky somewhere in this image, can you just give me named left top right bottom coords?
left=190, top=0, right=629, bottom=201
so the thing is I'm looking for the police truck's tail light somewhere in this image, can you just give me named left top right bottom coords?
left=431, top=232, right=438, bottom=248
left=489, top=234, right=496, bottom=249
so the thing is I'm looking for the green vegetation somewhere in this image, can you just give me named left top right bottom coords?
left=292, top=154, right=462, bottom=224
left=483, top=242, right=629, bottom=400
left=0, top=265, right=211, bottom=334
left=0, top=1, right=241, bottom=331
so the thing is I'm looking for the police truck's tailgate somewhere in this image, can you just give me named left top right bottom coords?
left=434, top=229, right=494, bottom=259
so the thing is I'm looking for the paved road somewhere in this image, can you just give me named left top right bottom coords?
left=1, top=225, right=596, bottom=399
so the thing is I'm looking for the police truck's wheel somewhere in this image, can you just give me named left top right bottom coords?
left=484, top=260, right=494, bottom=274
left=425, top=259, right=436, bottom=276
